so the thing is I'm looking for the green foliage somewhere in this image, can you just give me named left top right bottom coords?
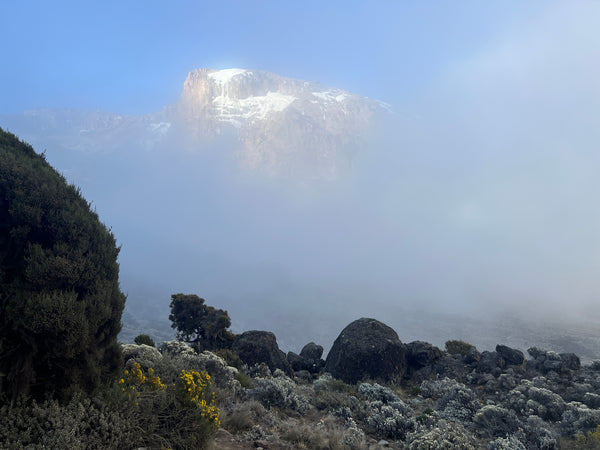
left=0, top=393, right=136, bottom=449
left=445, top=339, right=476, bottom=356
left=220, top=400, right=266, bottom=434
left=134, top=333, right=155, bottom=347
left=0, top=128, right=126, bottom=402
left=213, top=348, right=243, bottom=370
left=576, top=424, right=600, bottom=448
left=411, top=385, right=422, bottom=395
left=0, top=365, right=219, bottom=450
left=176, top=369, right=220, bottom=427
left=234, top=370, right=254, bottom=389
left=119, top=362, right=166, bottom=397
left=168, top=293, right=234, bottom=351
left=416, top=408, right=434, bottom=424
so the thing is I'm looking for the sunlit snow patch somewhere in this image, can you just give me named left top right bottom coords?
left=312, top=89, right=349, bottom=103
left=208, top=68, right=250, bottom=84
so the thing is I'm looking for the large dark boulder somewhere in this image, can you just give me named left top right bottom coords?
left=324, top=318, right=407, bottom=384
left=288, top=342, right=325, bottom=374
left=406, top=341, right=443, bottom=370
left=496, top=345, right=525, bottom=366
left=232, top=331, right=290, bottom=373
left=477, top=351, right=505, bottom=375
left=560, top=353, right=581, bottom=371
left=300, top=342, right=324, bottom=361
left=464, top=346, right=482, bottom=365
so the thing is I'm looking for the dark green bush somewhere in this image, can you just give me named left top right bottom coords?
left=445, top=339, right=476, bottom=356
left=134, top=333, right=155, bottom=347
left=234, top=370, right=254, bottom=389
left=213, top=348, right=243, bottom=370
left=0, top=129, right=125, bottom=402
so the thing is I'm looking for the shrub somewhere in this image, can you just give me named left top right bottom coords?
left=488, top=435, right=527, bottom=450
left=507, top=381, right=565, bottom=421
left=342, top=418, right=366, bottom=449
left=248, top=375, right=311, bottom=413
left=118, top=362, right=166, bottom=398
left=234, top=370, right=254, bottom=389
left=576, top=424, right=600, bottom=448
left=437, top=382, right=480, bottom=422
left=407, top=422, right=477, bottom=450
left=280, top=416, right=351, bottom=450
left=130, top=367, right=220, bottom=448
left=415, top=408, right=434, bottom=425
left=177, top=370, right=220, bottom=424
left=214, top=348, right=244, bottom=370
left=420, top=377, right=462, bottom=399
left=359, top=382, right=415, bottom=440
left=134, top=334, right=155, bottom=347
left=561, top=403, right=600, bottom=437
left=472, top=405, right=520, bottom=437
left=0, top=129, right=125, bottom=402
left=221, top=400, right=266, bottom=433
left=522, top=415, right=557, bottom=449
left=445, top=340, right=476, bottom=356
left=358, top=382, right=400, bottom=403
left=0, top=393, right=136, bottom=449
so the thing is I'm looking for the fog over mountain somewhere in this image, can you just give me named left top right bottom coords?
left=2, top=58, right=600, bottom=360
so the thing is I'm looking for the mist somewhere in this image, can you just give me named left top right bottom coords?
left=2, top=2, right=600, bottom=357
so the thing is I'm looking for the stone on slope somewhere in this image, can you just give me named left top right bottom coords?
left=325, top=318, right=407, bottom=384
left=232, top=330, right=290, bottom=373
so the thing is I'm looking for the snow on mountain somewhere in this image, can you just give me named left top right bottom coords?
left=1, top=68, right=390, bottom=178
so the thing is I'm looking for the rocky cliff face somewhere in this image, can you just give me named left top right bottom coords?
left=172, top=68, right=386, bottom=177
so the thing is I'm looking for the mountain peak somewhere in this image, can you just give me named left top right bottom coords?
left=174, top=68, right=385, bottom=177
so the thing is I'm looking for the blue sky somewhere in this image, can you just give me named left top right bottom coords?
left=0, top=1, right=547, bottom=114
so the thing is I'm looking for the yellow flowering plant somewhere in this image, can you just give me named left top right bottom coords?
left=176, top=370, right=220, bottom=428
left=116, top=363, right=220, bottom=446
left=118, top=362, right=166, bottom=399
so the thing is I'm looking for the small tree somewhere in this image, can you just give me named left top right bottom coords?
left=168, top=294, right=234, bottom=351
left=134, top=334, right=155, bottom=347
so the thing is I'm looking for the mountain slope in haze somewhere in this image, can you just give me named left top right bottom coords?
left=1, top=68, right=389, bottom=179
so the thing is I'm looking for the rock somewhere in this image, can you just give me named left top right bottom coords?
left=477, top=351, right=505, bottom=374
left=324, top=318, right=407, bottom=384
left=288, top=342, right=325, bottom=373
left=560, top=353, right=581, bottom=371
left=527, top=347, right=545, bottom=360
left=543, top=359, right=562, bottom=372
left=287, top=351, right=304, bottom=371
left=464, top=347, right=482, bottom=365
left=527, top=347, right=581, bottom=374
left=300, top=342, right=323, bottom=361
left=496, top=345, right=525, bottom=366
left=232, top=330, right=290, bottom=373
left=406, top=341, right=443, bottom=369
